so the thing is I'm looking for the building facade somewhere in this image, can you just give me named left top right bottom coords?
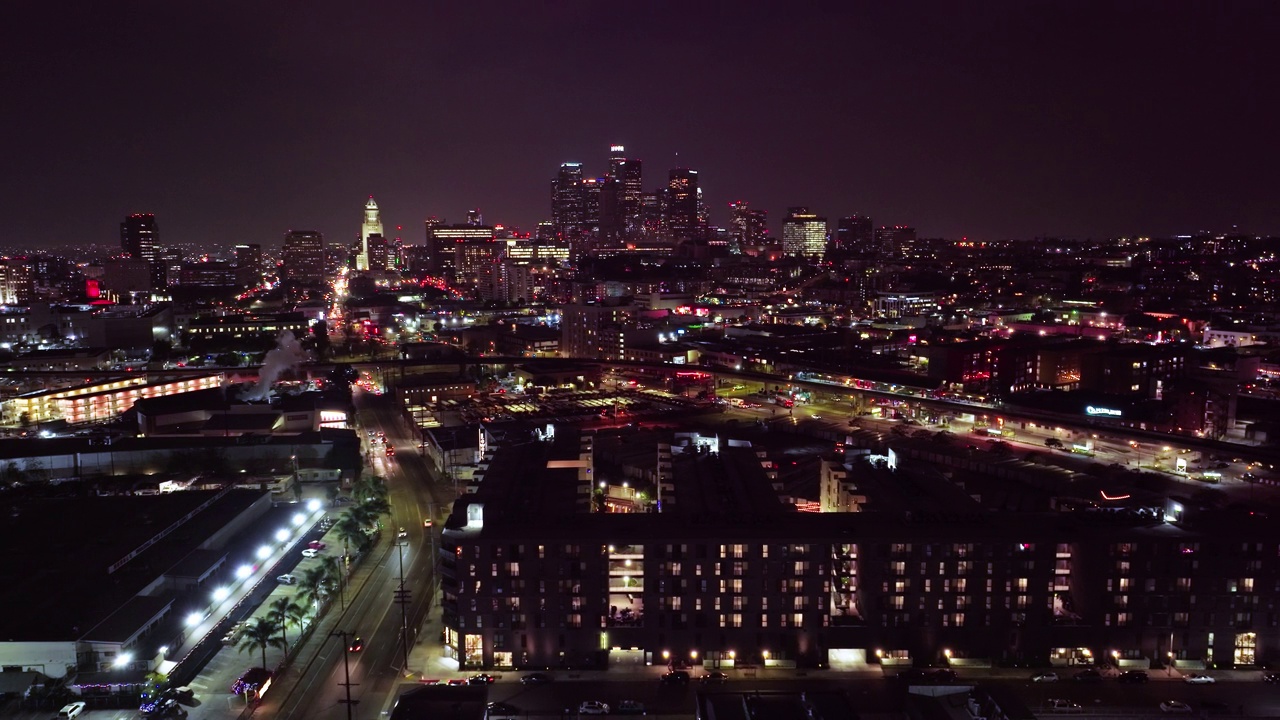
left=441, top=432, right=1280, bottom=673
left=782, top=207, right=827, bottom=259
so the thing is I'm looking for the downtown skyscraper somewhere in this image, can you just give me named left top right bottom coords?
left=551, top=162, right=587, bottom=241
left=608, top=145, right=644, bottom=236
left=782, top=207, right=828, bottom=259
left=120, top=213, right=163, bottom=289
left=661, top=168, right=702, bottom=242
left=355, top=196, right=384, bottom=271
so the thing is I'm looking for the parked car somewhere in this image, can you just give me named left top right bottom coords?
left=1264, top=671, right=1280, bottom=683
left=308, top=541, right=326, bottom=550
left=57, top=701, right=87, bottom=719
left=614, top=700, right=646, bottom=715
left=1072, top=669, right=1103, bottom=683
left=468, top=674, right=496, bottom=685
left=168, top=686, right=195, bottom=703
left=277, top=574, right=297, bottom=585
left=1160, top=700, right=1193, bottom=714
left=1118, top=670, right=1150, bottom=684
left=301, top=548, right=320, bottom=558
left=700, top=672, right=729, bottom=684
left=486, top=702, right=520, bottom=718
left=1032, top=672, right=1059, bottom=683
left=578, top=701, right=610, bottom=715
left=520, top=672, right=552, bottom=685
left=898, top=668, right=957, bottom=683
left=1183, top=673, right=1216, bottom=684
left=660, top=670, right=690, bottom=684
left=1046, top=699, right=1083, bottom=714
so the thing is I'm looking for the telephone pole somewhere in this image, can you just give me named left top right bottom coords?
left=329, top=630, right=359, bottom=720
left=395, top=540, right=411, bottom=672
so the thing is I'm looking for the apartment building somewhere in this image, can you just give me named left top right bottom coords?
left=440, top=430, right=1280, bottom=672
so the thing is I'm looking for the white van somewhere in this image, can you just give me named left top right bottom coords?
left=57, top=702, right=86, bottom=719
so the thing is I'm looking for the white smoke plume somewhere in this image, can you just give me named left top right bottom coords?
left=242, top=330, right=305, bottom=401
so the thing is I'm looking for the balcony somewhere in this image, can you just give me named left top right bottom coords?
left=608, top=545, right=644, bottom=560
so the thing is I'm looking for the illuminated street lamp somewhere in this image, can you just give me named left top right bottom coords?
left=185, top=612, right=203, bottom=627
left=235, top=564, right=252, bottom=580
left=113, top=652, right=133, bottom=668
left=256, top=545, right=272, bottom=560
left=275, top=529, right=290, bottom=543
left=292, top=513, right=306, bottom=527
left=307, top=499, right=322, bottom=512
left=212, top=586, right=230, bottom=602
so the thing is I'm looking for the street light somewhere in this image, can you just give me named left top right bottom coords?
left=275, top=529, right=290, bottom=543
left=256, top=545, right=272, bottom=560
left=113, top=652, right=133, bottom=668
left=292, top=513, right=306, bottom=527
left=235, top=564, right=253, bottom=580
left=307, top=499, right=322, bottom=512
left=212, top=586, right=230, bottom=602
left=186, top=612, right=203, bottom=627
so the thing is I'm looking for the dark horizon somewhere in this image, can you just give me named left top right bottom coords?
left=2, top=1, right=1278, bottom=250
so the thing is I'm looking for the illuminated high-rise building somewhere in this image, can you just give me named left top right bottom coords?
left=235, top=243, right=263, bottom=287
left=581, top=177, right=602, bottom=237
left=661, top=168, right=701, bottom=241
left=120, top=213, right=162, bottom=288
left=834, top=215, right=874, bottom=255
left=283, top=230, right=326, bottom=285
left=640, top=192, right=662, bottom=237
left=874, top=225, right=917, bottom=258
left=466, top=209, right=484, bottom=226
left=356, top=196, right=384, bottom=271
left=729, top=201, right=769, bottom=252
left=120, top=213, right=158, bottom=262
left=551, top=163, right=586, bottom=239
left=608, top=145, right=643, bottom=235
left=782, top=207, right=827, bottom=259
left=0, top=260, right=33, bottom=305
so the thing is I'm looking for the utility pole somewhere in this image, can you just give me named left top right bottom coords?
left=329, top=630, right=358, bottom=720
left=332, top=556, right=347, bottom=612
left=395, top=541, right=411, bottom=672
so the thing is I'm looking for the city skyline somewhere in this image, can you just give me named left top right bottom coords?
left=3, top=2, right=1279, bottom=248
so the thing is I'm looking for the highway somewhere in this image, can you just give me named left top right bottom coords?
left=272, top=389, right=454, bottom=720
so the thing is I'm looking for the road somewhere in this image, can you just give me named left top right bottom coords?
left=384, top=674, right=1280, bottom=719
left=276, top=389, right=454, bottom=720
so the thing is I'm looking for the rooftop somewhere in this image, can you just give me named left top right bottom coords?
left=0, top=489, right=264, bottom=642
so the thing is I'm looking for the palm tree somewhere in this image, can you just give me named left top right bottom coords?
left=358, top=494, right=390, bottom=520
left=267, top=597, right=305, bottom=649
left=237, top=617, right=284, bottom=671
left=352, top=474, right=387, bottom=505
left=298, top=565, right=334, bottom=610
left=335, top=514, right=367, bottom=556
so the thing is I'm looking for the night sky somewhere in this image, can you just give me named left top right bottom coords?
left=3, top=1, right=1278, bottom=250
